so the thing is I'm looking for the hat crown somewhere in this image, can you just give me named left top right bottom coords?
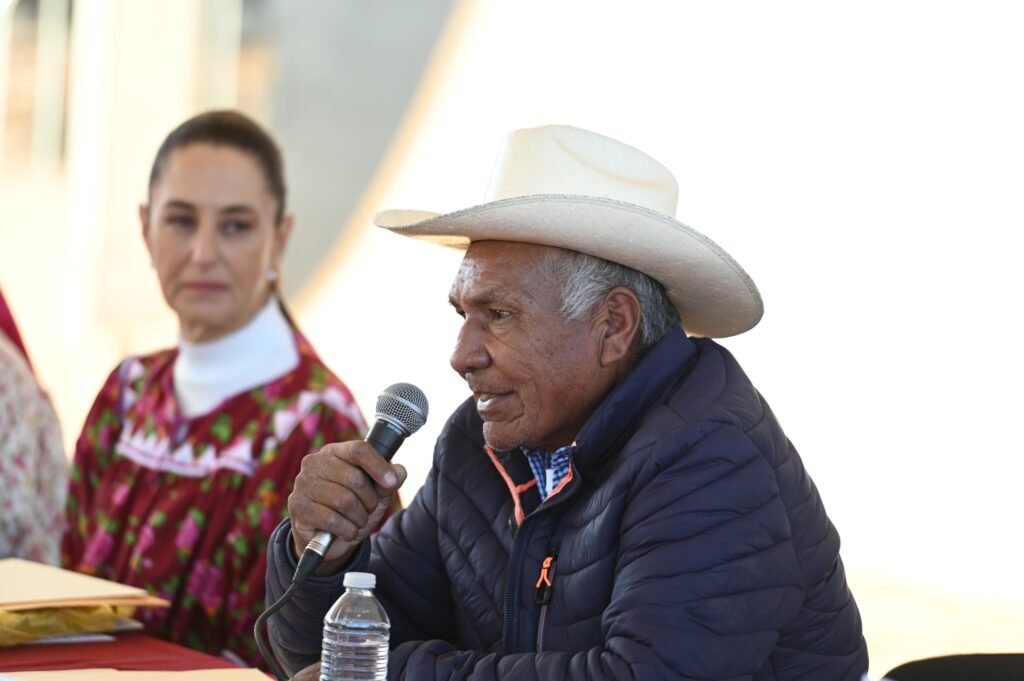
left=483, top=125, right=680, bottom=217
left=373, top=123, right=764, bottom=338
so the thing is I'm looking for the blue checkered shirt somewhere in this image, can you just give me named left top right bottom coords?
left=523, top=444, right=573, bottom=500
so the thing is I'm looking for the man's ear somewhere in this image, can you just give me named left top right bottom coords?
left=596, top=287, right=642, bottom=367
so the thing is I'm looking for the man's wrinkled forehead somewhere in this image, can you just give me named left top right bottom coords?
left=448, top=240, right=553, bottom=307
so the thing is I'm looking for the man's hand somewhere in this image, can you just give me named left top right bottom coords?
left=288, top=440, right=407, bottom=573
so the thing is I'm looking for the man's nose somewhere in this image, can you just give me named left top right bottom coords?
left=450, top=322, right=490, bottom=376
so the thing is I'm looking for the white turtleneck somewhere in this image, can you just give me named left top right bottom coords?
left=174, top=299, right=300, bottom=419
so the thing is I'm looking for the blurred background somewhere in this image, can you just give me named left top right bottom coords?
left=1, top=0, right=1022, bottom=676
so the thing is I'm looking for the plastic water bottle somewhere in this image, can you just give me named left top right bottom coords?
left=320, top=572, right=390, bottom=681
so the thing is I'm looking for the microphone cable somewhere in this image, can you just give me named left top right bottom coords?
left=256, top=581, right=299, bottom=681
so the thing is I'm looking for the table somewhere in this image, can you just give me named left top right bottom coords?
left=0, top=632, right=246, bottom=673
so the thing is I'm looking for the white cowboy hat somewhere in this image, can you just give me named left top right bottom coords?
left=373, top=125, right=763, bottom=338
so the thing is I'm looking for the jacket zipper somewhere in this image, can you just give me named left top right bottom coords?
left=534, top=544, right=560, bottom=652
left=502, top=519, right=532, bottom=653
left=501, top=451, right=580, bottom=654
left=534, top=544, right=560, bottom=604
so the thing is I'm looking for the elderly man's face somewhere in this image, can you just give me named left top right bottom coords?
left=449, top=241, right=611, bottom=451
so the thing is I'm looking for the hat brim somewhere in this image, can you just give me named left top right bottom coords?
left=374, top=194, right=763, bottom=338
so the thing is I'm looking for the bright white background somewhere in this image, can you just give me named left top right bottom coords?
left=309, top=0, right=1024, bottom=602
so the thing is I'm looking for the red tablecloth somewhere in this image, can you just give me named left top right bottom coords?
left=0, top=632, right=242, bottom=672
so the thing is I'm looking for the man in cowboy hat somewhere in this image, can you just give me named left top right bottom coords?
left=265, top=125, right=868, bottom=680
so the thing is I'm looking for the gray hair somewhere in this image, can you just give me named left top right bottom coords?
left=544, top=248, right=681, bottom=350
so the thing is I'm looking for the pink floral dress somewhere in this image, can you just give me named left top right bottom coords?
left=0, top=334, right=65, bottom=563
left=61, top=333, right=367, bottom=666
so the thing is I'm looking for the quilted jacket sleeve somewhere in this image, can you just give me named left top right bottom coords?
left=265, top=462, right=455, bottom=677
left=385, top=423, right=819, bottom=681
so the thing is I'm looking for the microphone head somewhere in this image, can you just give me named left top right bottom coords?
left=375, top=383, right=429, bottom=436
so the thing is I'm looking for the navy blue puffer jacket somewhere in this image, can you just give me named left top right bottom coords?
left=267, top=328, right=868, bottom=679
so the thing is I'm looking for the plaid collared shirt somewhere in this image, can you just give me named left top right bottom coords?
left=522, top=443, right=573, bottom=500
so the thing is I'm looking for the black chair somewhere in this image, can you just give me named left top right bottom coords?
left=884, top=654, right=1024, bottom=680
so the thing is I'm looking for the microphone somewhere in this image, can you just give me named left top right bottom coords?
left=293, top=383, right=429, bottom=584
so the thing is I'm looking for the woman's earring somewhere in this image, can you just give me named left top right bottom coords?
left=267, top=268, right=279, bottom=282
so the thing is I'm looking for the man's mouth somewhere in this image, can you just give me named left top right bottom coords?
left=475, top=391, right=511, bottom=414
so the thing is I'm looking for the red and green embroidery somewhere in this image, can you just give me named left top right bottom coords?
left=60, top=334, right=367, bottom=668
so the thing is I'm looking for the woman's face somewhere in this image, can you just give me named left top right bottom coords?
left=142, top=143, right=292, bottom=343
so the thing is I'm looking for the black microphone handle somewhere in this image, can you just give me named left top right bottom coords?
left=364, top=419, right=407, bottom=461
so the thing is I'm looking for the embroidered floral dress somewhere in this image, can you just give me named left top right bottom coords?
left=62, top=333, right=365, bottom=666
left=0, top=334, right=65, bottom=563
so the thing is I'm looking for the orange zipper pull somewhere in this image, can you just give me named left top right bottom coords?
left=534, top=546, right=559, bottom=604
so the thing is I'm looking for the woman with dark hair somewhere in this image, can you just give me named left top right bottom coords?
left=61, top=111, right=380, bottom=666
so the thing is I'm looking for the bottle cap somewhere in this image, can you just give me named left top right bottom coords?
left=344, top=571, right=376, bottom=589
